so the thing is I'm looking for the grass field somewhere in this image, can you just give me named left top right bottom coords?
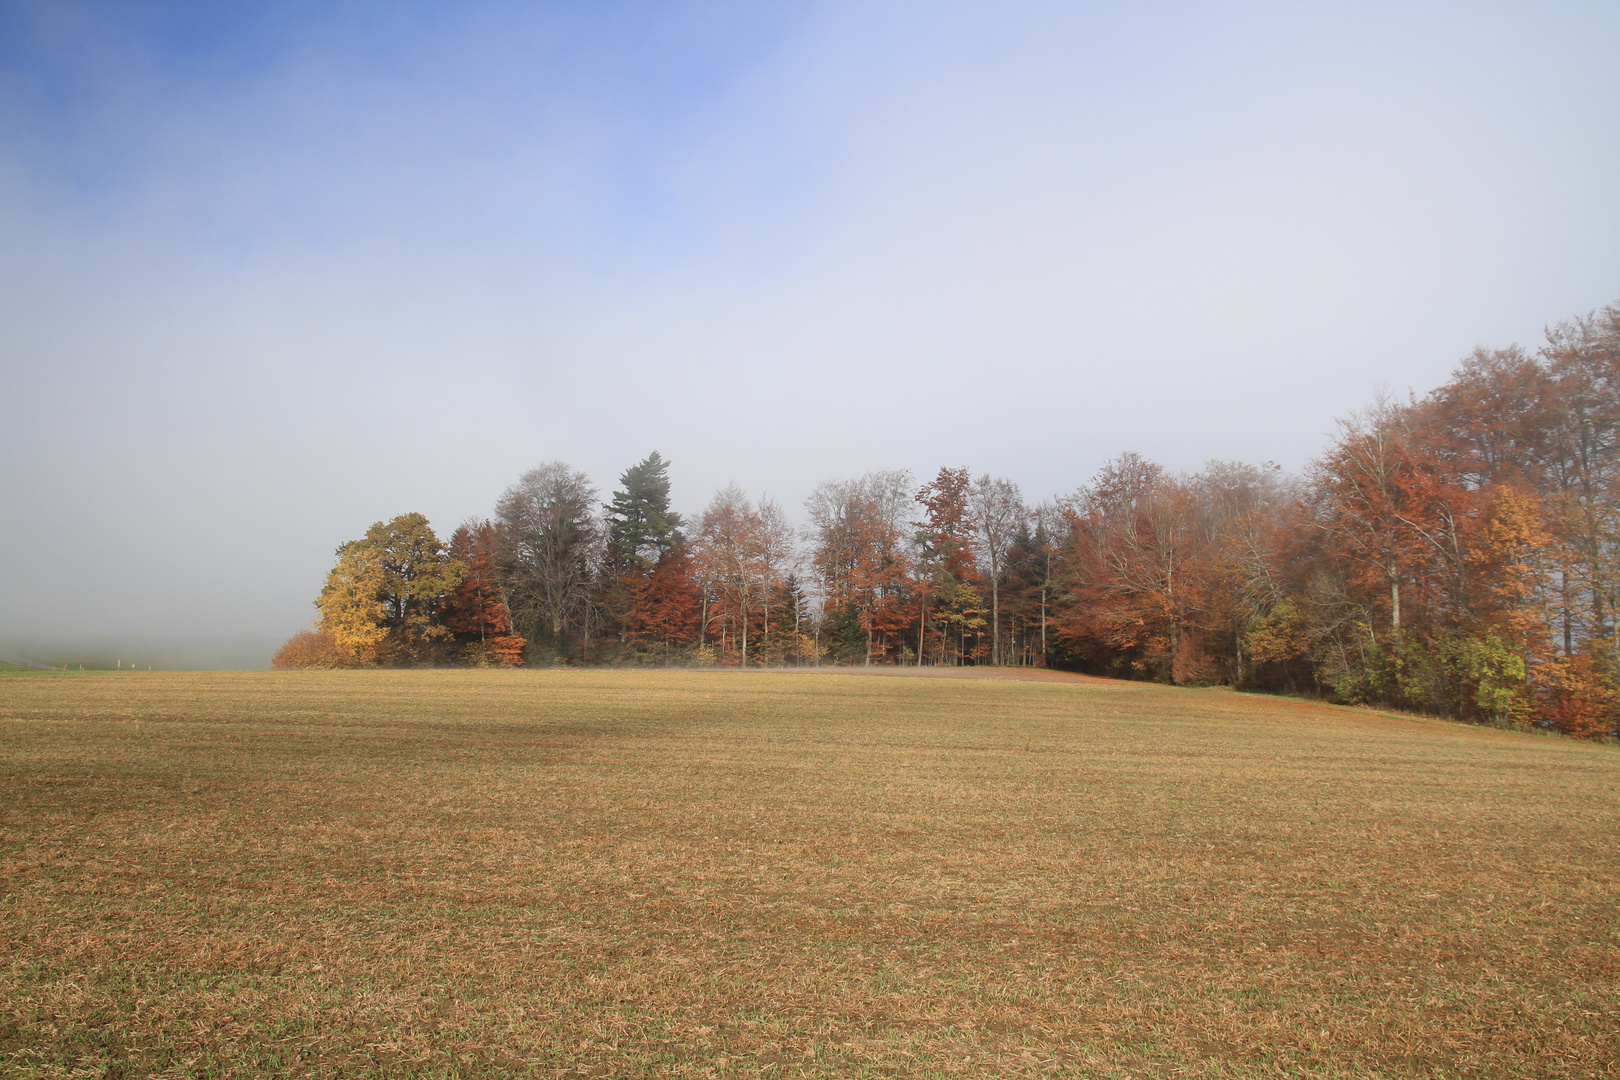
left=1, top=668, right=1616, bottom=1078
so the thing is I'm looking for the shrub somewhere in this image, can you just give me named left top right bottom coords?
left=1537, top=653, right=1618, bottom=739
left=271, top=629, right=347, bottom=669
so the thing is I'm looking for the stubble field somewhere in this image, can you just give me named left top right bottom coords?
left=1, top=667, right=1616, bottom=1079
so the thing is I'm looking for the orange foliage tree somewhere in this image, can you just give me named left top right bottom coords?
left=692, top=486, right=792, bottom=664
left=806, top=471, right=914, bottom=664
left=444, top=521, right=526, bottom=666
left=915, top=467, right=979, bottom=665
left=1054, top=454, right=1210, bottom=682
left=624, top=544, right=702, bottom=662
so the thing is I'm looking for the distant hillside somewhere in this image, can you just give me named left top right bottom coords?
left=0, top=635, right=280, bottom=671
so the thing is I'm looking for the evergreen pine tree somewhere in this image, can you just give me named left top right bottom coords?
left=605, top=451, right=685, bottom=568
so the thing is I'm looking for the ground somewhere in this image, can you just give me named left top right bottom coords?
left=1, top=667, right=1616, bottom=1078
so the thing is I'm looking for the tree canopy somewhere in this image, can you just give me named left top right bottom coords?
left=274, top=303, right=1620, bottom=740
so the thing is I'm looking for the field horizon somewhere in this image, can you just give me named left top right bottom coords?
left=0, top=634, right=283, bottom=673
left=3, top=667, right=1616, bottom=1077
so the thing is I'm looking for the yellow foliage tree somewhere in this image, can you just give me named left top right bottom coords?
left=309, top=513, right=465, bottom=667
left=315, top=540, right=391, bottom=665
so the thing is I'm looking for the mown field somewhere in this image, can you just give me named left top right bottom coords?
left=1, top=668, right=1616, bottom=1079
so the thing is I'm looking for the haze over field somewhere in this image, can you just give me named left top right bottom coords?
left=3, top=2, right=1619, bottom=641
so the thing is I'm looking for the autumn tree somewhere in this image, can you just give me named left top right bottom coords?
left=693, top=485, right=780, bottom=663
left=496, top=462, right=599, bottom=659
left=1542, top=304, right=1620, bottom=664
left=761, top=573, right=818, bottom=665
left=309, top=513, right=465, bottom=666
left=916, top=468, right=976, bottom=580
left=1194, top=461, right=1302, bottom=685
left=1278, top=308, right=1620, bottom=730
left=271, top=629, right=343, bottom=669
left=1002, top=503, right=1063, bottom=666
left=312, top=539, right=390, bottom=665
left=1309, top=400, right=1472, bottom=704
left=1419, top=347, right=1557, bottom=490
left=624, top=542, right=702, bottom=663
left=1311, top=394, right=1425, bottom=639
left=272, top=295, right=1620, bottom=729
left=806, top=471, right=914, bottom=664
left=753, top=500, right=797, bottom=659
left=1538, top=652, right=1617, bottom=737
left=444, top=520, right=526, bottom=666
left=597, top=452, right=686, bottom=654
left=915, top=467, right=978, bottom=665
left=1053, top=454, right=1210, bottom=682
left=970, top=473, right=1025, bottom=666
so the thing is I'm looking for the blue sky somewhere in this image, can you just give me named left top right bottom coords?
left=3, top=1, right=1619, bottom=638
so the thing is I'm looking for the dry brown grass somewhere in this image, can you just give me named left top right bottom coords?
left=1, top=667, right=1616, bottom=1078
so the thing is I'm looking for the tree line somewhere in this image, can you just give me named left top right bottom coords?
left=275, top=300, right=1620, bottom=738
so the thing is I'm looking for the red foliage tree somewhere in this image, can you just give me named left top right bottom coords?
left=915, top=467, right=979, bottom=664
left=625, top=544, right=702, bottom=661
left=1053, top=453, right=1211, bottom=682
left=444, top=521, right=527, bottom=665
left=917, top=467, right=977, bottom=581
left=1539, top=652, right=1617, bottom=738
left=807, top=472, right=914, bottom=664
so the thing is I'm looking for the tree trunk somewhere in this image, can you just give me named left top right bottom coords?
left=920, top=595, right=933, bottom=663
left=991, top=578, right=1000, bottom=666
left=1039, top=586, right=1046, bottom=658
left=1563, top=576, right=1574, bottom=656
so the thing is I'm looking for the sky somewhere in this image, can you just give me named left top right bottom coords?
left=2, top=1, right=1619, bottom=640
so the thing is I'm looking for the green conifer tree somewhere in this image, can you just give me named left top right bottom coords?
left=605, top=451, right=685, bottom=568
